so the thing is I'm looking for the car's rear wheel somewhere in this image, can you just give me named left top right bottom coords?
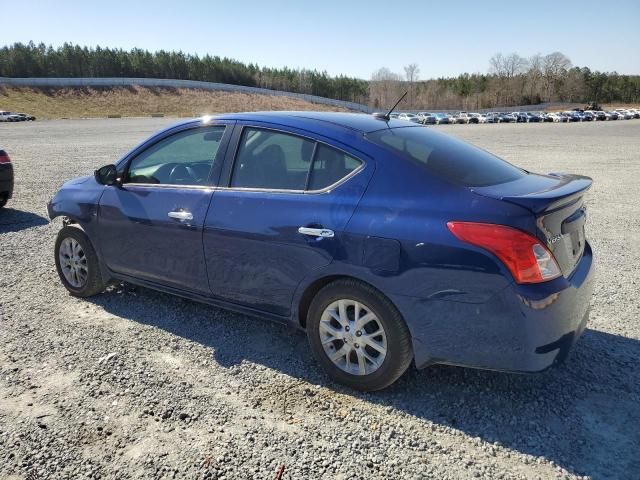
left=0, top=193, right=7, bottom=208
left=307, top=279, right=413, bottom=391
left=55, top=226, right=106, bottom=297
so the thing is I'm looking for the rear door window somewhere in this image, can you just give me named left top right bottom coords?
left=367, top=126, right=525, bottom=187
left=231, top=128, right=314, bottom=190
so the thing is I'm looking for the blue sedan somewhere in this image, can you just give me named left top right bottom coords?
left=48, top=112, right=595, bottom=391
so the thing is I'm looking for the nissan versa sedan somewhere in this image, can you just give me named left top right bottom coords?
left=48, top=112, right=595, bottom=391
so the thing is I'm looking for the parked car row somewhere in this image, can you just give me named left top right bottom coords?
left=391, top=108, right=640, bottom=125
left=0, top=110, right=36, bottom=122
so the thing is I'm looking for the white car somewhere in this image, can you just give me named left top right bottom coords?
left=615, top=109, right=633, bottom=120
left=455, top=112, right=471, bottom=124
left=397, top=113, right=419, bottom=123
left=0, top=111, right=22, bottom=122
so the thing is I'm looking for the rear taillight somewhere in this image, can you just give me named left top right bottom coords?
left=447, top=221, right=561, bottom=284
left=0, top=151, right=10, bottom=164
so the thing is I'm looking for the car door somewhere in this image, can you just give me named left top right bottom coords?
left=96, top=122, right=233, bottom=294
left=203, top=123, right=373, bottom=317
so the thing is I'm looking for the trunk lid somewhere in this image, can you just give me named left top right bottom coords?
left=472, top=172, right=592, bottom=276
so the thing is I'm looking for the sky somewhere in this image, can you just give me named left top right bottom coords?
left=3, top=0, right=639, bottom=79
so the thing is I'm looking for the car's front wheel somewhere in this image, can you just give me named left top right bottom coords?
left=55, top=226, right=106, bottom=297
left=307, top=279, right=413, bottom=391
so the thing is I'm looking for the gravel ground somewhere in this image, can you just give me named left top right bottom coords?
left=1, top=118, right=639, bottom=480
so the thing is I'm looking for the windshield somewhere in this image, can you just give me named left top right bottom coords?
left=367, top=127, right=526, bottom=187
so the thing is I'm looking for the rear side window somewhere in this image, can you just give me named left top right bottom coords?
left=231, top=128, right=314, bottom=190
left=367, top=127, right=525, bottom=187
left=230, top=127, right=363, bottom=191
left=308, top=144, right=362, bottom=190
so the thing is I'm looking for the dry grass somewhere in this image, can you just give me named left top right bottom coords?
left=0, top=86, right=347, bottom=119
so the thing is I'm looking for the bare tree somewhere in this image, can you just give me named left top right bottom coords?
left=369, top=67, right=404, bottom=109
left=489, top=52, right=526, bottom=104
left=525, top=53, right=544, bottom=102
left=403, top=63, right=420, bottom=106
left=542, top=52, right=572, bottom=100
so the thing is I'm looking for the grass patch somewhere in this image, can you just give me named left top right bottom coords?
left=0, top=85, right=346, bottom=119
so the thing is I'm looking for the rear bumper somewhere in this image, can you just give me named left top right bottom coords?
left=393, top=241, right=595, bottom=372
left=0, top=164, right=14, bottom=197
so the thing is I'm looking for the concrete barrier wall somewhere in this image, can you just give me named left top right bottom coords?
left=0, top=76, right=373, bottom=113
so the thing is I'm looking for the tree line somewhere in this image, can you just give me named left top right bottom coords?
left=1, top=42, right=638, bottom=109
left=370, top=52, right=640, bottom=110
left=0, top=42, right=369, bottom=104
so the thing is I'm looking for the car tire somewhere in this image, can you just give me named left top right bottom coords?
left=54, top=225, right=106, bottom=298
left=307, top=279, right=413, bottom=391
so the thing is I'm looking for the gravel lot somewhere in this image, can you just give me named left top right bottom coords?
left=1, top=118, right=639, bottom=480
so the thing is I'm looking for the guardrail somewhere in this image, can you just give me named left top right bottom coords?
left=0, top=76, right=373, bottom=113
left=0, top=76, right=575, bottom=115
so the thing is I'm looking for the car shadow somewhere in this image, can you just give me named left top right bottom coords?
left=89, top=285, right=639, bottom=480
left=0, top=208, right=49, bottom=234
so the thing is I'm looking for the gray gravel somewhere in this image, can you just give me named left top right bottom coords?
left=1, top=118, right=639, bottom=479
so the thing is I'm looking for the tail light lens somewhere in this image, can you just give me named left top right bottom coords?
left=0, top=151, right=10, bottom=164
left=447, top=221, right=561, bottom=284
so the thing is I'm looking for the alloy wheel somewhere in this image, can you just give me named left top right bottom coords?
left=319, top=299, right=387, bottom=376
left=58, top=237, right=88, bottom=288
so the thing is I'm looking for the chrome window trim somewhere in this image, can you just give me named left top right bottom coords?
left=121, top=183, right=214, bottom=191
left=227, top=124, right=367, bottom=195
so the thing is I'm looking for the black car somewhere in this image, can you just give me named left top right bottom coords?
left=513, top=112, right=528, bottom=123
left=421, top=114, right=438, bottom=125
left=498, top=113, right=515, bottom=123
left=0, top=149, right=14, bottom=208
left=565, top=112, right=582, bottom=122
left=582, top=112, right=594, bottom=121
left=526, top=112, right=543, bottom=122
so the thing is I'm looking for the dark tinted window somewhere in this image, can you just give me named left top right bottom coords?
left=126, top=126, right=225, bottom=185
left=231, top=128, right=314, bottom=190
left=367, top=127, right=525, bottom=187
left=308, top=144, right=362, bottom=190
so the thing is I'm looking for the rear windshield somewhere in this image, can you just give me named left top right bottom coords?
left=367, top=126, right=526, bottom=187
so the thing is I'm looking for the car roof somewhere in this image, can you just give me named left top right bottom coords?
left=212, top=111, right=409, bottom=134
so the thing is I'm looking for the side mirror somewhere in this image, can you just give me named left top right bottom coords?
left=94, top=164, right=119, bottom=186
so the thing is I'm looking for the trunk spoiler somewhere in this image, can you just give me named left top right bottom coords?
left=472, top=173, right=592, bottom=214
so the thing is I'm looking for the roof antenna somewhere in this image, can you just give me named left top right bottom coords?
left=373, top=91, right=408, bottom=121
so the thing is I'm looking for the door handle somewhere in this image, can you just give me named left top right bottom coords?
left=168, top=210, right=194, bottom=221
left=298, top=227, right=334, bottom=238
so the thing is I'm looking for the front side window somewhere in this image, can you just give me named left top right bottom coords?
left=231, top=128, right=314, bottom=190
left=126, top=126, right=226, bottom=185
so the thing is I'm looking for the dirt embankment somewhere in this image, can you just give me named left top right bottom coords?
left=0, top=85, right=346, bottom=119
